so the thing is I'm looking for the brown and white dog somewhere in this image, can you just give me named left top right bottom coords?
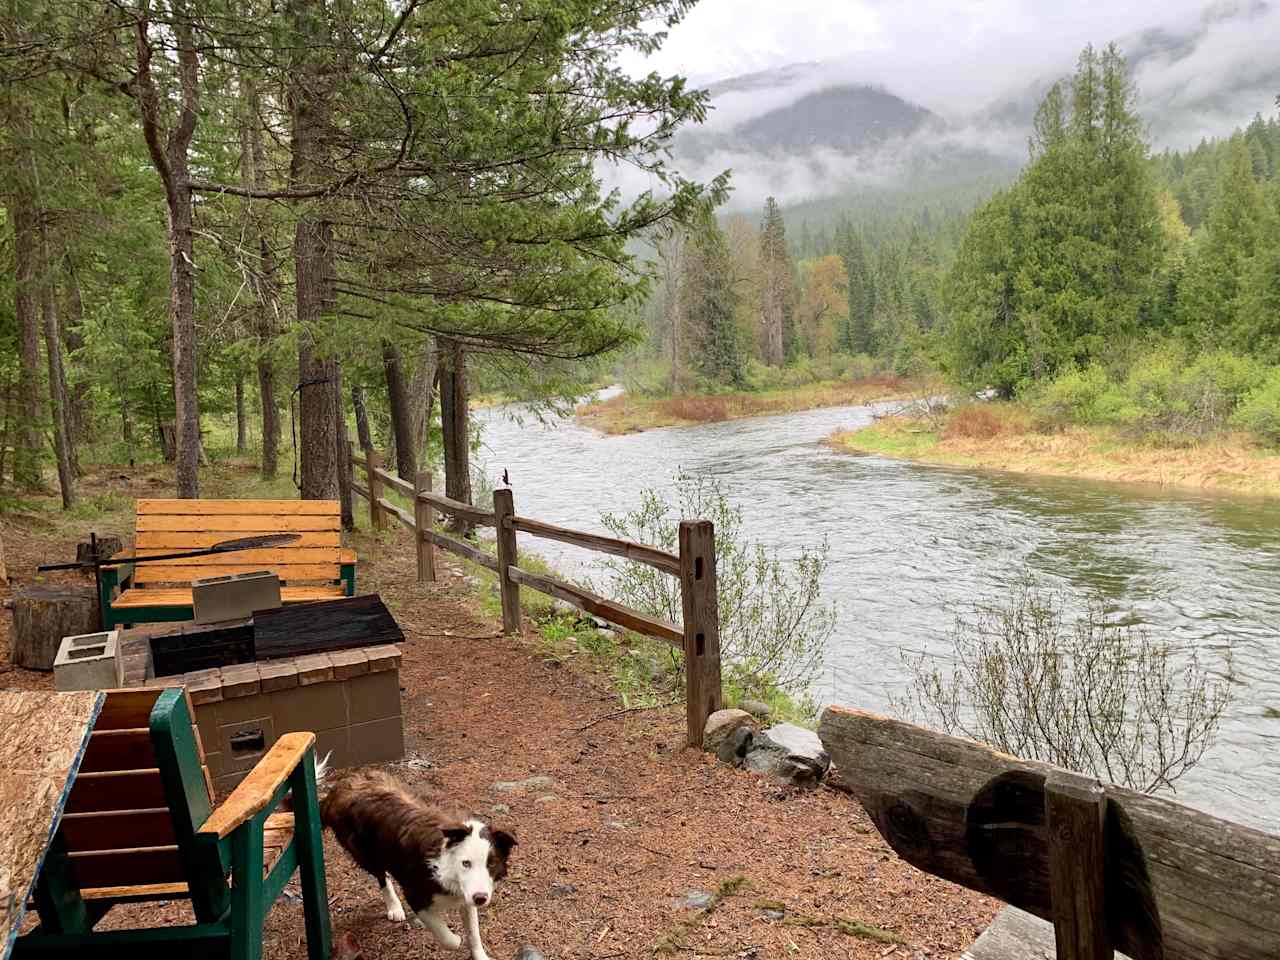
left=315, top=761, right=516, bottom=960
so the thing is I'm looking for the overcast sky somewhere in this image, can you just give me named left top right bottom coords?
left=619, top=0, right=1276, bottom=124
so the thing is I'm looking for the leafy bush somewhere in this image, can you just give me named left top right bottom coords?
left=897, top=577, right=1231, bottom=793
left=1232, top=369, right=1280, bottom=445
left=597, top=471, right=835, bottom=715
left=1032, top=364, right=1111, bottom=425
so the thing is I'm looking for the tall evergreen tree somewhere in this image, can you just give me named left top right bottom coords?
left=681, top=213, right=743, bottom=387
left=759, top=197, right=794, bottom=366
left=838, top=227, right=875, bottom=354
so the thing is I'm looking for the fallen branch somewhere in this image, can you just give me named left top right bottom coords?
left=567, top=699, right=680, bottom=733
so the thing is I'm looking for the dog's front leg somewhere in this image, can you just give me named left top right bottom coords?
left=416, top=908, right=463, bottom=951
left=461, top=904, right=490, bottom=960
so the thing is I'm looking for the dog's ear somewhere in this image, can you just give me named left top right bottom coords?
left=442, top=824, right=471, bottom=848
left=489, top=829, right=516, bottom=857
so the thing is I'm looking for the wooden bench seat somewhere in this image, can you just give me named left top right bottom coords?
left=102, top=499, right=357, bottom=629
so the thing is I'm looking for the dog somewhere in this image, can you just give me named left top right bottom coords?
left=314, top=759, right=516, bottom=960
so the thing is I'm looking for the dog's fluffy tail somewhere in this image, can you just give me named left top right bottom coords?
left=314, top=751, right=332, bottom=793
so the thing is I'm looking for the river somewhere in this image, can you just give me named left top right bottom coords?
left=475, top=392, right=1279, bottom=834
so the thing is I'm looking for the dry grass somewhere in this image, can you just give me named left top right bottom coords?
left=577, top=375, right=914, bottom=435
left=831, top=403, right=1280, bottom=498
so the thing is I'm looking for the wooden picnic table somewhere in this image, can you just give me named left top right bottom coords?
left=0, top=690, right=104, bottom=960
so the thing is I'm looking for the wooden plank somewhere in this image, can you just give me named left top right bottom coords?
left=372, top=467, right=413, bottom=499
left=65, top=769, right=167, bottom=813
left=511, top=516, right=680, bottom=575
left=416, top=490, right=495, bottom=528
left=415, top=471, right=435, bottom=583
left=351, top=482, right=369, bottom=501
left=0, top=690, right=103, bottom=957
left=494, top=490, right=520, bottom=634
left=679, top=520, right=722, bottom=748
left=816, top=706, right=1280, bottom=960
left=112, top=585, right=344, bottom=609
left=422, top=528, right=499, bottom=572
left=1045, top=772, right=1111, bottom=960
left=128, top=548, right=340, bottom=565
left=253, top=594, right=405, bottom=660
left=350, top=452, right=367, bottom=468
left=94, top=689, right=167, bottom=732
left=79, top=881, right=189, bottom=902
left=377, top=498, right=415, bottom=532
left=198, top=733, right=315, bottom=839
left=136, top=499, right=338, bottom=516
left=132, top=563, right=339, bottom=583
left=136, top=531, right=340, bottom=549
left=136, top=514, right=341, bottom=533
left=506, top=565, right=682, bottom=644
left=60, top=808, right=176, bottom=851
left=367, top=450, right=386, bottom=531
left=68, top=845, right=186, bottom=888
left=81, top=729, right=157, bottom=773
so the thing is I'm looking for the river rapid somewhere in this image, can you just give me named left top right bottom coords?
left=475, top=392, right=1279, bottom=833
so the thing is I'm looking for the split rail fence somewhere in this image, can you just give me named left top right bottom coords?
left=349, top=444, right=722, bottom=746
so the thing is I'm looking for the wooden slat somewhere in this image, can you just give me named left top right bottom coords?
left=350, top=453, right=367, bottom=468
left=137, top=499, right=338, bottom=516
left=377, top=497, right=415, bottom=532
left=112, top=585, right=345, bottom=609
left=94, top=689, right=166, bottom=731
left=416, top=490, right=495, bottom=528
left=135, top=531, right=341, bottom=549
left=133, top=563, right=339, bottom=583
left=68, top=845, right=185, bottom=888
left=422, top=528, right=499, bottom=572
left=81, top=729, right=156, bottom=773
left=80, top=881, right=189, bottom=901
left=506, top=565, right=682, bottom=644
left=511, top=516, right=680, bottom=575
left=60, top=808, right=176, bottom=851
left=373, top=467, right=413, bottom=498
left=136, top=514, right=341, bottom=533
left=816, top=706, right=1280, bottom=960
left=66, top=769, right=167, bottom=813
left=128, top=548, right=340, bottom=565
left=351, top=482, right=369, bottom=500
left=198, top=733, right=314, bottom=839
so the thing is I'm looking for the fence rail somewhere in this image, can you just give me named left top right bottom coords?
left=349, top=442, right=721, bottom=746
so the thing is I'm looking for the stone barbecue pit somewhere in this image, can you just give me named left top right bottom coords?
left=119, top=621, right=404, bottom=795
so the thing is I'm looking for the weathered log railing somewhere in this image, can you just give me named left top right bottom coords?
left=349, top=444, right=722, bottom=746
left=817, top=706, right=1280, bottom=960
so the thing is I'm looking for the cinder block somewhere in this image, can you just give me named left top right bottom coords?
left=259, top=658, right=299, bottom=693
left=192, top=571, right=281, bottom=624
left=214, top=771, right=245, bottom=796
left=364, top=644, right=402, bottom=673
left=314, top=726, right=350, bottom=771
left=348, top=669, right=402, bottom=725
left=53, top=631, right=123, bottom=692
left=347, top=716, right=405, bottom=766
left=330, top=648, right=369, bottom=680
left=183, top=668, right=224, bottom=706
left=194, top=702, right=220, bottom=757
left=271, top=680, right=348, bottom=734
left=219, top=714, right=277, bottom=774
left=219, top=663, right=261, bottom=699
left=294, top=654, right=334, bottom=686
left=216, top=689, right=273, bottom=725
left=203, top=750, right=223, bottom=779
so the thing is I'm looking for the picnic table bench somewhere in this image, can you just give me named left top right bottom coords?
left=102, top=500, right=357, bottom=630
left=16, top=687, right=331, bottom=960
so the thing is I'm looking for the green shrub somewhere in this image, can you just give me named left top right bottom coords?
left=1232, top=370, right=1280, bottom=445
left=1032, top=364, right=1111, bottom=424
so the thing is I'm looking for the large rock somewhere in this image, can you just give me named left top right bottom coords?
left=715, top=726, right=753, bottom=767
left=742, top=722, right=830, bottom=788
left=703, top=708, right=755, bottom=754
left=739, top=699, right=772, bottom=720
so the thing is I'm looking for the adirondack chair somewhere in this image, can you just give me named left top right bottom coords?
left=102, top=499, right=358, bottom=629
left=16, top=687, right=331, bottom=960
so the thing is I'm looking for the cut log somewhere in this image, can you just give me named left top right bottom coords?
left=76, top=537, right=123, bottom=566
left=10, top=585, right=101, bottom=670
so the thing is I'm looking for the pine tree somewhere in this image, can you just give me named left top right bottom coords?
left=839, top=228, right=875, bottom=355
left=1235, top=179, right=1280, bottom=360
left=759, top=197, right=794, bottom=366
left=681, top=213, right=743, bottom=387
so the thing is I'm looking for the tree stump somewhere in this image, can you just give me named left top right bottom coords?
left=76, top=536, right=123, bottom=566
left=9, top=586, right=100, bottom=671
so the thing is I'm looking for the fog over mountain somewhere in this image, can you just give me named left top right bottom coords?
left=637, top=1, right=1280, bottom=211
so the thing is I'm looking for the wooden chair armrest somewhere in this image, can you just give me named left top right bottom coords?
left=339, top=548, right=357, bottom=564
left=197, top=731, right=316, bottom=839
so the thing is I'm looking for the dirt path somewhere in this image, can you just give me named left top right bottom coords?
left=0, top=482, right=995, bottom=959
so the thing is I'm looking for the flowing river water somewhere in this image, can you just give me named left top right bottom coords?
left=475, top=392, right=1279, bottom=833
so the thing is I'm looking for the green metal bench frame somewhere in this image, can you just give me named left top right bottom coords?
left=16, top=689, right=332, bottom=960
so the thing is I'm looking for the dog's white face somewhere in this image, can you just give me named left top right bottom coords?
left=435, top=819, right=515, bottom=908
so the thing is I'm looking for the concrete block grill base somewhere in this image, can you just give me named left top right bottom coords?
left=191, top=571, right=282, bottom=624
left=53, top=631, right=123, bottom=691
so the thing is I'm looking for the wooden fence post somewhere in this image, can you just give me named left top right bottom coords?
left=678, top=519, right=722, bottom=748
left=414, top=470, right=435, bottom=583
left=493, top=488, right=520, bottom=634
left=366, top=449, right=385, bottom=531
left=1044, top=771, right=1112, bottom=960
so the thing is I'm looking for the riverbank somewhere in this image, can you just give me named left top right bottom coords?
left=576, top=375, right=917, bottom=435
left=0, top=459, right=995, bottom=959
left=829, top=404, right=1280, bottom=498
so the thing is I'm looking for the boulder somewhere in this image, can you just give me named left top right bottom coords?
left=715, top=726, right=753, bottom=767
left=742, top=722, right=830, bottom=788
left=703, top=708, right=755, bottom=754
left=515, top=948, right=548, bottom=960
left=739, top=698, right=772, bottom=720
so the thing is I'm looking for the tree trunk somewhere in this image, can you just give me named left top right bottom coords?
left=352, top=384, right=372, bottom=451
left=60, top=252, right=88, bottom=471
left=408, top=345, right=436, bottom=464
left=10, top=585, right=100, bottom=670
left=0, top=378, right=12, bottom=483
left=382, top=339, right=416, bottom=481
left=257, top=355, right=278, bottom=478
left=9, top=191, right=43, bottom=490
left=290, top=0, right=338, bottom=501
left=334, top=362, right=353, bottom=530
left=40, top=255, right=75, bottom=509
left=438, top=337, right=472, bottom=533
left=234, top=372, right=247, bottom=454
